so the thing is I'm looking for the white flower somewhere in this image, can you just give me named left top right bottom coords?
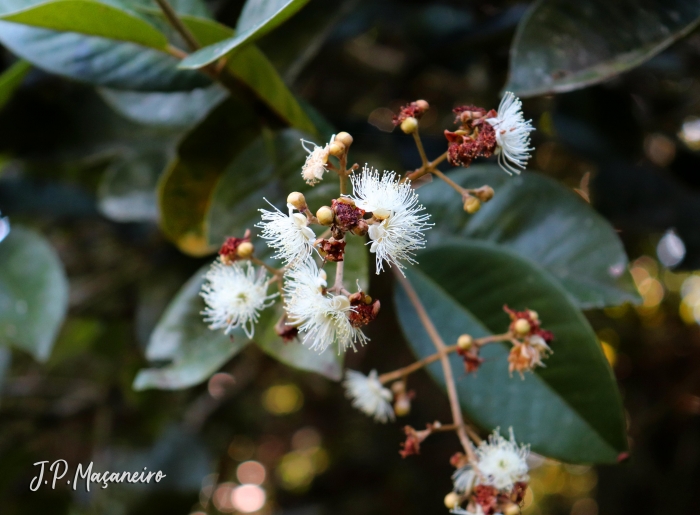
left=257, top=200, right=316, bottom=267
left=486, top=92, right=534, bottom=175
left=475, top=428, right=530, bottom=491
left=343, top=369, right=394, bottom=423
left=452, top=465, right=477, bottom=495
left=301, top=134, right=334, bottom=186
left=283, top=259, right=367, bottom=353
left=201, top=260, right=278, bottom=338
left=349, top=166, right=431, bottom=275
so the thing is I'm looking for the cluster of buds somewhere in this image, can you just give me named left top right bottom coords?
left=394, top=99, right=430, bottom=134
left=504, top=306, right=554, bottom=378
left=445, top=106, right=498, bottom=168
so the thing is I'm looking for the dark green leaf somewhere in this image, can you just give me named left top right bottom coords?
left=158, top=97, right=262, bottom=256
left=99, top=85, right=228, bottom=128
left=0, top=226, right=69, bottom=361
left=0, top=59, right=30, bottom=110
left=418, top=166, right=639, bottom=308
left=394, top=241, right=627, bottom=463
left=179, top=0, right=311, bottom=69
left=0, top=0, right=169, bottom=49
left=133, top=266, right=249, bottom=390
left=506, top=0, right=700, bottom=97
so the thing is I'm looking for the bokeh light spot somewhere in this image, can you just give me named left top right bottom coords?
left=231, top=484, right=266, bottom=513
left=263, top=384, right=303, bottom=415
left=237, top=461, right=266, bottom=485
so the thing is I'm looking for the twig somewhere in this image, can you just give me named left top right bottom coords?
left=155, top=0, right=201, bottom=51
left=412, top=131, right=429, bottom=167
left=393, top=268, right=476, bottom=461
left=432, top=168, right=467, bottom=196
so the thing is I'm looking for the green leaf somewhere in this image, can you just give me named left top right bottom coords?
left=0, top=226, right=69, bottom=362
left=0, top=22, right=210, bottom=91
left=394, top=241, right=627, bottom=464
left=158, top=97, right=262, bottom=256
left=0, top=0, right=169, bottom=49
left=506, top=0, right=700, bottom=97
left=179, top=0, right=311, bottom=69
left=133, top=266, right=249, bottom=391
left=99, top=84, right=228, bottom=128
left=254, top=305, right=343, bottom=381
left=0, top=60, right=30, bottom=110
left=418, top=166, right=639, bottom=308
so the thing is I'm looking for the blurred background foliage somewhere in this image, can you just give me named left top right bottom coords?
left=0, top=0, right=699, bottom=514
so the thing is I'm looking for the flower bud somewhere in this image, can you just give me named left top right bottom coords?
left=443, top=492, right=460, bottom=510
left=457, top=334, right=473, bottom=351
left=474, top=185, right=495, bottom=202
left=287, top=191, right=307, bottom=211
left=503, top=503, right=521, bottom=515
left=316, top=206, right=334, bottom=226
left=514, top=318, right=531, bottom=336
left=463, top=196, right=481, bottom=214
left=329, top=141, right=346, bottom=157
left=236, top=241, right=254, bottom=259
left=394, top=396, right=411, bottom=416
left=528, top=309, right=539, bottom=321
left=391, top=381, right=406, bottom=395
left=335, top=131, right=353, bottom=148
left=400, top=116, right=419, bottom=134
left=415, top=99, right=429, bottom=112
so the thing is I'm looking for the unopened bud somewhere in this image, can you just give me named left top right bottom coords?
left=394, top=396, right=411, bottom=416
left=528, top=310, right=539, bottom=321
left=444, top=492, right=460, bottom=510
left=335, top=131, right=353, bottom=148
left=400, top=116, right=419, bottom=134
left=474, top=185, right=495, bottom=202
left=236, top=241, right=254, bottom=259
left=415, top=99, right=429, bottom=112
left=463, top=196, right=481, bottom=214
left=287, top=191, right=307, bottom=211
left=316, top=206, right=334, bottom=226
left=351, top=219, right=369, bottom=237
left=514, top=318, right=531, bottom=336
left=457, top=334, right=473, bottom=351
left=329, top=141, right=345, bottom=157
left=503, top=503, right=520, bottom=515
left=391, top=381, right=406, bottom=395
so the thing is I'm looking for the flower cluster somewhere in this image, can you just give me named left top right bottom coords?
left=504, top=306, right=554, bottom=377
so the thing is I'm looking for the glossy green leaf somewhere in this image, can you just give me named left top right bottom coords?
left=179, top=0, right=311, bottom=69
left=0, top=22, right=210, bottom=91
left=158, top=97, right=262, bottom=256
left=418, top=166, right=639, bottom=308
left=0, top=0, right=169, bottom=49
left=133, top=266, right=249, bottom=390
left=0, top=59, right=30, bottom=110
left=99, top=85, right=228, bottom=128
left=394, top=241, right=627, bottom=463
left=0, top=226, right=69, bottom=362
left=506, top=0, right=700, bottom=97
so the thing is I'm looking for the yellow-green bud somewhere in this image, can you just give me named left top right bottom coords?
left=329, top=141, right=346, bottom=157
left=394, top=396, right=411, bottom=416
left=287, top=191, right=307, bottom=211
left=474, top=185, right=495, bottom=202
left=457, top=334, right=473, bottom=351
left=236, top=241, right=254, bottom=259
left=514, top=318, right=531, bottom=336
left=443, top=492, right=460, bottom=510
left=316, top=206, right=334, bottom=226
left=335, top=131, right=353, bottom=148
left=463, top=196, right=481, bottom=214
left=415, top=99, right=429, bottom=112
left=400, top=116, right=419, bottom=134
left=528, top=310, right=539, bottom=321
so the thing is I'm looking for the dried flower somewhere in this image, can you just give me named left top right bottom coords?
left=301, top=134, right=334, bottom=186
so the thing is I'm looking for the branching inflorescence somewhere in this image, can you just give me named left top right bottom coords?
left=200, top=94, right=546, bottom=515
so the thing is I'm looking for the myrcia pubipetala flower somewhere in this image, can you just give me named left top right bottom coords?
left=486, top=92, right=535, bottom=176
left=300, top=134, right=334, bottom=186
left=283, top=259, right=367, bottom=353
left=475, top=428, right=530, bottom=492
left=343, top=369, right=395, bottom=423
left=349, top=165, right=432, bottom=276
left=201, top=260, right=277, bottom=338
left=257, top=201, right=316, bottom=267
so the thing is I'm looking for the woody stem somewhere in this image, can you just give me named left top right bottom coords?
left=412, top=131, right=429, bottom=168
left=251, top=257, right=282, bottom=277
left=155, top=0, right=202, bottom=51
left=392, top=268, right=476, bottom=462
left=330, top=260, right=344, bottom=293
left=432, top=168, right=467, bottom=196
left=403, top=151, right=449, bottom=183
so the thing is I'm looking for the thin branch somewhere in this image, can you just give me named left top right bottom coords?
left=412, top=131, right=429, bottom=167
left=393, top=268, right=476, bottom=462
left=329, top=259, right=345, bottom=293
left=155, top=0, right=201, bottom=51
left=432, top=169, right=467, bottom=196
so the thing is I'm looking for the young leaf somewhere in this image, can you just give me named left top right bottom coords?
left=506, top=0, right=700, bottom=97
left=0, top=59, right=30, bottom=110
left=133, top=266, right=249, bottom=391
left=417, top=166, right=640, bottom=308
left=0, top=226, right=69, bottom=362
left=394, top=241, right=628, bottom=464
left=0, top=0, right=169, bottom=49
left=179, top=0, right=311, bottom=69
